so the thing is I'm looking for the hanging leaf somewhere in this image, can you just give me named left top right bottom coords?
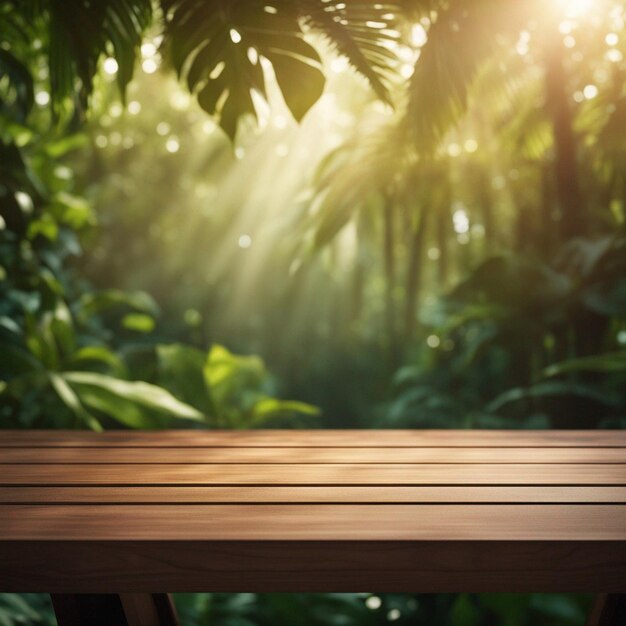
left=163, top=0, right=326, bottom=139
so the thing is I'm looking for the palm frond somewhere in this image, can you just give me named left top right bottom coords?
left=0, top=2, right=37, bottom=121
left=309, top=120, right=408, bottom=249
left=404, top=0, right=528, bottom=154
left=301, top=1, right=404, bottom=104
left=47, top=0, right=151, bottom=113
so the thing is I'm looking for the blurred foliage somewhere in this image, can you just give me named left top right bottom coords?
left=175, top=592, right=595, bottom=626
left=0, top=594, right=55, bottom=626
left=1, top=0, right=626, bottom=625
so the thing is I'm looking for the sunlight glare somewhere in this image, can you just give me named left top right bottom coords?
left=142, top=58, right=158, bottom=74
left=103, top=57, right=118, bottom=75
left=365, top=597, right=382, bottom=610
left=165, top=137, right=180, bottom=153
left=606, top=49, right=623, bottom=62
left=555, top=0, right=594, bottom=18
left=411, top=24, right=428, bottom=47
left=238, top=234, right=252, bottom=249
left=35, top=91, right=50, bottom=106
left=427, top=335, right=440, bottom=348
left=583, top=84, right=598, bottom=99
left=464, top=139, right=478, bottom=153
left=330, top=56, right=349, bottom=73
left=453, top=208, right=470, bottom=234
left=141, top=42, right=157, bottom=58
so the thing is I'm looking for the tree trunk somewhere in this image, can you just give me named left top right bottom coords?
left=404, top=207, right=429, bottom=342
left=436, top=181, right=451, bottom=287
left=543, top=30, right=586, bottom=240
left=382, top=193, right=397, bottom=353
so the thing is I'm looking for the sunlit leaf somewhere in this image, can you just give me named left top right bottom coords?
left=64, top=371, right=205, bottom=422
left=50, top=373, right=103, bottom=431
left=122, top=312, right=155, bottom=333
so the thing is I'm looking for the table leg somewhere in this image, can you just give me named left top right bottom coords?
left=51, top=594, right=179, bottom=626
left=585, top=594, right=626, bottom=626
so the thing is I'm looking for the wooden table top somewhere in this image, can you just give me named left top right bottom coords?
left=1, top=429, right=625, bottom=592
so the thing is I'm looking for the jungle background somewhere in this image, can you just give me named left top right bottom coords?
left=1, top=0, right=625, bottom=624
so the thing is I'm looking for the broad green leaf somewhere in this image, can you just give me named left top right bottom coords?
left=164, top=0, right=325, bottom=139
left=63, top=371, right=205, bottom=422
left=157, top=344, right=215, bottom=416
left=50, top=373, right=103, bottom=431
left=252, top=397, right=320, bottom=421
left=24, top=312, right=59, bottom=371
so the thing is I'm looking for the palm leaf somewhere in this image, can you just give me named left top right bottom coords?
left=46, top=0, right=151, bottom=113
left=301, top=0, right=403, bottom=103
left=162, top=0, right=325, bottom=139
left=405, top=0, right=528, bottom=153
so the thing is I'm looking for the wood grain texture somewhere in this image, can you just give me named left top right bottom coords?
left=2, top=541, right=625, bottom=592
left=3, top=504, right=626, bottom=540
left=2, top=463, right=625, bottom=485
left=2, top=446, right=624, bottom=463
left=2, top=485, right=624, bottom=503
left=2, top=429, right=625, bottom=593
left=2, top=429, right=626, bottom=447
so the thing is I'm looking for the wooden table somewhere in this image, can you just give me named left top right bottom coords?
left=0, top=430, right=625, bottom=625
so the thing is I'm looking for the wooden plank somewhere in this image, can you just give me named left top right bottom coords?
left=2, top=446, right=624, bottom=464
left=2, top=485, right=624, bottom=503
left=2, top=504, right=626, bottom=540
left=2, top=430, right=626, bottom=448
left=2, top=540, right=625, bottom=592
left=1, top=463, right=624, bottom=485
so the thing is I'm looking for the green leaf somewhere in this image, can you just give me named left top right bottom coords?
left=77, top=289, right=159, bottom=322
left=544, top=352, right=626, bottom=377
left=265, top=45, right=325, bottom=122
left=67, top=380, right=159, bottom=429
left=405, top=0, right=523, bottom=153
left=450, top=594, right=481, bottom=626
left=122, top=313, right=155, bottom=333
left=303, top=1, right=400, bottom=104
left=487, top=381, right=621, bottom=413
left=24, top=312, right=59, bottom=371
left=163, top=0, right=326, bottom=139
left=26, top=214, right=59, bottom=242
left=64, top=371, right=205, bottom=423
left=0, top=343, right=43, bottom=378
left=50, top=373, right=103, bottom=431
left=252, top=397, right=320, bottom=422
left=70, top=346, right=127, bottom=375
left=0, top=47, right=34, bottom=121
left=204, top=344, right=265, bottom=405
left=157, top=344, right=215, bottom=416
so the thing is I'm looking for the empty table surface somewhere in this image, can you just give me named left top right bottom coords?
left=1, top=429, right=625, bottom=592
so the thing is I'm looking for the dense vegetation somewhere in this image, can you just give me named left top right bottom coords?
left=1, top=0, right=625, bottom=624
